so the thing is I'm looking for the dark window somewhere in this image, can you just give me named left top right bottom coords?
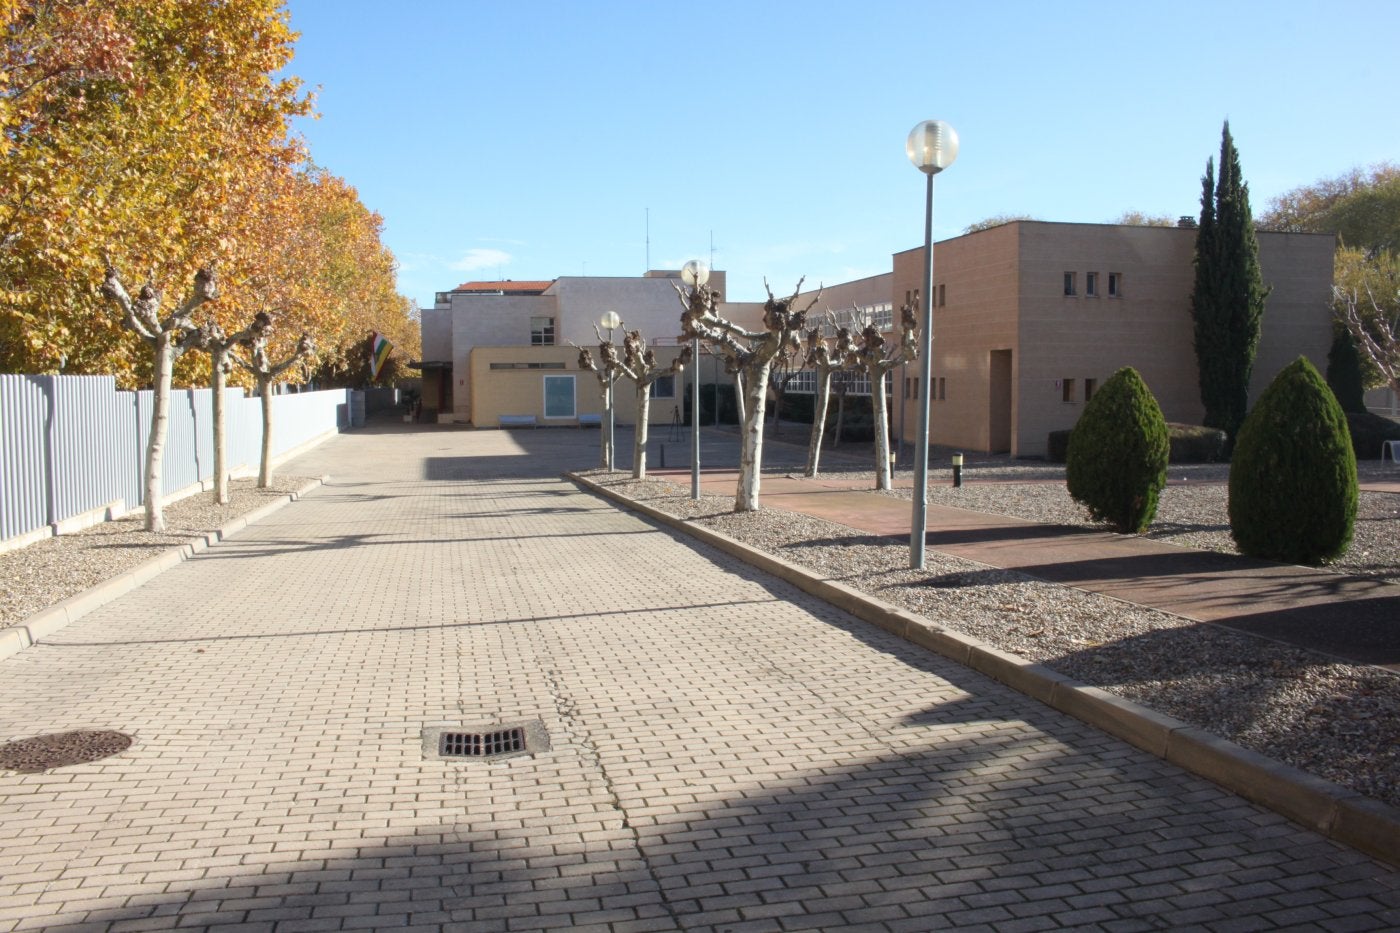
left=1063, top=272, right=1076, bottom=296
left=649, top=375, right=676, bottom=399
left=526, top=316, right=554, bottom=344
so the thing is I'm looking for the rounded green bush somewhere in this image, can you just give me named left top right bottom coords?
left=1065, top=367, right=1170, bottom=533
left=1229, top=357, right=1357, bottom=565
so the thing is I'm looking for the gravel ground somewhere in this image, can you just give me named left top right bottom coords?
left=0, top=477, right=312, bottom=628
left=583, top=465, right=1400, bottom=811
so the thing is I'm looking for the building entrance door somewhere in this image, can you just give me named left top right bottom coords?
left=989, top=349, right=1012, bottom=454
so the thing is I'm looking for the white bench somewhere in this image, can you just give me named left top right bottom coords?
left=499, top=414, right=537, bottom=429
left=1384, top=439, right=1400, bottom=466
left=577, top=413, right=602, bottom=428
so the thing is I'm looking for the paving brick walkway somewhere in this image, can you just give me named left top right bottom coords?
left=1, top=425, right=1397, bottom=931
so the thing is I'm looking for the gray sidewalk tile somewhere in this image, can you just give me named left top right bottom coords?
left=0, top=425, right=1396, bottom=931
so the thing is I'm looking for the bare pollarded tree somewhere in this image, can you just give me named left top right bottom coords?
left=189, top=317, right=261, bottom=505
left=101, top=263, right=217, bottom=532
left=1335, top=282, right=1400, bottom=398
left=679, top=277, right=818, bottom=511
left=617, top=330, right=690, bottom=480
left=575, top=334, right=623, bottom=471
left=850, top=302, right=920, bottom=491
left=803, top=322, right=856, bottom=477
left=229, top=312, right=315, bottom=488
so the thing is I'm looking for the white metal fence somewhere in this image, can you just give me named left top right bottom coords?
left=1, top=374, right=354, bottom=545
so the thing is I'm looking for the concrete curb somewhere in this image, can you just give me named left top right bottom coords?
left=569, top=471, right=1400, bottom=870
left=0, top=477, right=326, bottom=663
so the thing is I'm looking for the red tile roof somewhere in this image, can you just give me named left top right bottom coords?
left=454, top=280, right=555, bottom=294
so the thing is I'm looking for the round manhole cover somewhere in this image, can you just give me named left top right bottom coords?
left=0, top=730, right=133, bottom=773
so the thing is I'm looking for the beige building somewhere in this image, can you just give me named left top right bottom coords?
left=888, top=221, right=1336, bottom=457
left=416, top=270, right=757, bottom=427
left=417, top=224, right=1335, bottom=448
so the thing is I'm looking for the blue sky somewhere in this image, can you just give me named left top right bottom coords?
left=283, top=0, right=1400, bottom=308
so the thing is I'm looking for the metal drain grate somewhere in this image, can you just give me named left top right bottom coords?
left=423, top=720, right=549, bottom=762
left=442, top=727, right=524, bottom=758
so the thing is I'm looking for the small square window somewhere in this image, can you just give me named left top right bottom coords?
left=1086, top=272, right=1097, bottom=297
left=1063, top=272, right=1077, bottom=296
left=1108, top=273, right=1122, bottom=297
left=530, top=316, right=555, bottom=346
left=543, top=374, right=575, bottom=418
left=649, top=374, right=675, bottom=399
left=1062, top=378, right=1076, bottom=403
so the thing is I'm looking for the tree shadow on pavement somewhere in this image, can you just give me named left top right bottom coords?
left=60, top=678, right=1398, bottom=931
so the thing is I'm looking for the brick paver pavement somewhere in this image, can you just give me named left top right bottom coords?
left=1, top=424, right=1397, bottom=932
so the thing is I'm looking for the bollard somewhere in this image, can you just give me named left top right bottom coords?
left=952, top=452, right=963, bottom=488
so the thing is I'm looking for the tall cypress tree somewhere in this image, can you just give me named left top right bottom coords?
left=1191, top=121, right=1271, bottom=441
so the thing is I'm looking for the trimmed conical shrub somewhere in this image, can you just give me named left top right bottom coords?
left=1066, top=367, right=1170, bottom=533
left=1229, top=357, right=1357, bottom=565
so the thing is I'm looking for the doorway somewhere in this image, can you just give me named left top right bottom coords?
left=989, top=350, right=1012, bottom=454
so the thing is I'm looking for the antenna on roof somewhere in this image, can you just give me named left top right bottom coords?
left=646, top=207, right=650, bottom=272
left=709, top=230, right=716, bottom=270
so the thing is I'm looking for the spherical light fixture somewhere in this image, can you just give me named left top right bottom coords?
left=599, top=310, right=621, bottom=330
left=906, top=120, right=959, bottom=176
left=681, top=260, right=710, bottom=287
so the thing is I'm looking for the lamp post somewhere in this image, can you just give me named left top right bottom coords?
left=681, top=260, right=709, bottom=500
left=906, top=119, right=958, bottom=570
left=599, top=310, right=621, bottom=471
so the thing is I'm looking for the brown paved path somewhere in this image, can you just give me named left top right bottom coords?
left=658, top=468, right=1400, bottom=672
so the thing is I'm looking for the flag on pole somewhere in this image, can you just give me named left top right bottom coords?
left=369, top=332, right=393, bottom=381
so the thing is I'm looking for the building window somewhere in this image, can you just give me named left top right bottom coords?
left=649, top=375, right=676, bottom=399
left=543, top=375, right=575, bottom=418
left=1108, top=273, right=1122, bottom=297
left=938, top=377, right=947, bottom=400
left=1063, top=272, right=1076, bottom=296
left=1062, top=378, right=1076, bottom=403
left=1085, top=272, right=1098, bottom=297
left=1085, top=378, right=1097, bottom=401
left=938, top=283, right=946, bottom=307
left=530, top=316, right=555, bottom=346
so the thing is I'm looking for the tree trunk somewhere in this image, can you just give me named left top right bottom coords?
left=143, top=335, right=174, bottom=532
left=211, top=350, right=230, bottom=505
left=633, top=382, right=652, bottom=480
left=872, top=367, right=893, bottom=490
left=832, top=391, right=846, bottom=449
left=735, top=361, right=773, bottom=511
left=601, top=378, right=613, bottom=470
left=733, top=371, right=747, bottom=428
left=805, top=369, right=834, bottom=477
left=258, top=376, right=274, bottom=488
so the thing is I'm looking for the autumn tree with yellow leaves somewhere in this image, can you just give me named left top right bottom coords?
left=1, top=0, right=417, bottom=387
